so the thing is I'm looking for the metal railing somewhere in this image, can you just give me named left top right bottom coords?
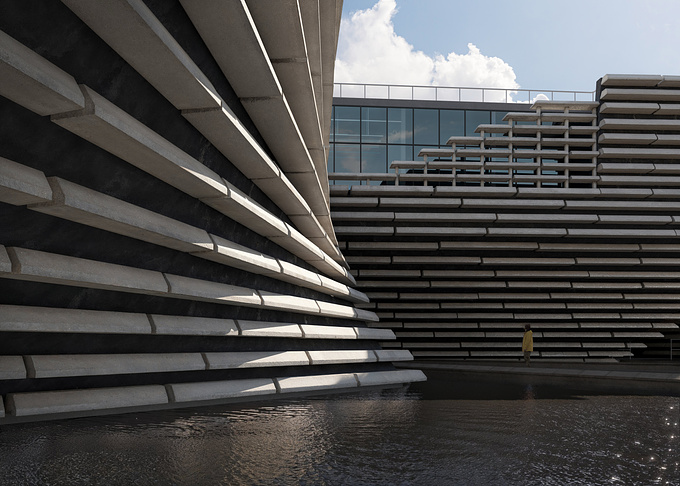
left=333, top=82, right=596, bottom=104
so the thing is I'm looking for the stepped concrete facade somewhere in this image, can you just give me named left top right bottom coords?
left=0, top=0, right=425, bottom=424
left=329, top=75, right=680, bottom=362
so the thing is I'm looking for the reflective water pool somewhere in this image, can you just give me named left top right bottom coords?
left=1, top=372, right=679, bottom=485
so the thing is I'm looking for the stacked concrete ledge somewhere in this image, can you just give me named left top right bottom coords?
left=0, top=0, right=420, bottom=423
left=0, top=304, right=399, bottom=342
left=60, top=0, right=340, bottom=258
left=0, top=157, right=364, bottom=301
left=0, top=246, right=376, bottom=321
left=4, top=369, right=427, bottom=421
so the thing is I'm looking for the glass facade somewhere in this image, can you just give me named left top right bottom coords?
left=328, top=106, right=509, bottom=182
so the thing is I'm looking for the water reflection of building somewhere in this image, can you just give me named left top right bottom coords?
left=0, top=1, right=425, bottom=424
left=329, top=77, right=680, bottom=362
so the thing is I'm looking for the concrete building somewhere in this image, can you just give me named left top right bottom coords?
left=0, top=0, right=425, bottom=423
left=329, top=77, right=680, bottom=362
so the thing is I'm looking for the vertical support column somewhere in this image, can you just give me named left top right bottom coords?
left=536, top=107, right=542, bottom=188
left=564, top=106, right=570, bottom=188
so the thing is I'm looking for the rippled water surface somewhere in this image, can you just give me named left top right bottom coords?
left=1, top=372, right=679, bottom=485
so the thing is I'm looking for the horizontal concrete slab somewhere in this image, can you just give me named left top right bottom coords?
left=28, top=353, right=206, bottom=378
left=32, top=177, right=214, bottom=253
left=204, top=351, right=309, bottom=369
left=169, top=378, right=277, bottom=403
left=7, top=247, right=169, bottom=295
left=0, top=30, right=85, bottom=115
left=0, top=356, right=26, bottom=380
left=165, top=273, right=263, bottom=307
left=307, top=350, right=376, bottom=365
left=0, top=157, right=53, bottom=206
left=0, top=305, right=152, bottom=334
left=276, top=373, right=358, bottom=393
left=238, top=320, right=303, bottom=338
left=7, top=385, right=168, bottom=417
left=300, top=324, right=357, bottom=339
left=150, top=314, right=238, bottom=336
left=354, top=327, right=396, bottom=340
left=355, top=369, right=427, bottom=387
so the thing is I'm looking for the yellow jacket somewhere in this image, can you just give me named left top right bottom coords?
left=522, top=330, right=533, bottom=352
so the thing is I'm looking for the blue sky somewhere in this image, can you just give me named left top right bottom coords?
left=337, top=0, right=680, bottom=92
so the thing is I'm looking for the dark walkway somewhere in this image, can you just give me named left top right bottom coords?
left=398, top=360, right=680, bottom=395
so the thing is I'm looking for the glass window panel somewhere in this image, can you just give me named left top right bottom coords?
left=330, top=106, right=335, bottom=143
left=361, top=144, right=387, bottom=173
left=439, top=110, right=464, bottom=144
left=334, top=106, right=360, bottom=143
left=492, top=111, right=508, bottom=124
left=361, top=107, right=387, bottom=143
left=333, top=144, right=360, bottom=173
left=465, top=110, right=491, bottom=136
left=388, top=108, right=413, bottom=144
left=414, top=109, right=438, bottom=145
left=388, top=145, right=413, bottom=170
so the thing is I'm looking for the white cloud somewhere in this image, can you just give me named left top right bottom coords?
left=335, top=0, right=519, bottom=95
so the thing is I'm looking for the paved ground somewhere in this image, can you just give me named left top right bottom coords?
left=397, top=360, right=680, bottom=395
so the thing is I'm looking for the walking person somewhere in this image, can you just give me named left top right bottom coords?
left=522, top=324, right=533, bottom=367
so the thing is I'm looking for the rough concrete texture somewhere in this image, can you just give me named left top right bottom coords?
left=374, top=349, right=414, bottom=362
left=31, top=177, right=214, bottom=254
left=0, top=246, right=11, bottom=273
left=237, top=320, right=303, bottom=338
left=0, top=157, right=53, bottom=206
left=354, top=370, right=427, bottom=387
left=170, top=378, right=277, bottom=403
left=198, top=233, right=281, bottom=276
left=150, top=314, right=238, bottom=336
left=307, top=350, right=376, bottom=365
left=61, top=0, right=221, bottom=110
left=7, top=385, right=169, bottom=416
left=8, top=247, right=169, bottom=294
left=355, top=327, right=396, bottom=340
left=301, top=324, right=356, bottom=340
left=276, top=373, right=358, bottom=393
left=0, top=29, right=84, bottom=115
left=52, top=85, right=228, bottom=200
left=258, top=290, right=320, bottom=315
left=0, top=356, right=26, bottom=380
left=164, top=273, right=262, bottom=307
left=0, top=305, right=152, bottom=334
left=28, top=353, right=206, bottom=378
left=204, top=351, right=309, bottom=369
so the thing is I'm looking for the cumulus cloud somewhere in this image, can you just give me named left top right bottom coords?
left=335, top=0, right=519, bottom=95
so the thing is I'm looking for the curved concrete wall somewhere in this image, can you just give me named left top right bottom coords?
left=0, top=0, right=424, bottom=423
